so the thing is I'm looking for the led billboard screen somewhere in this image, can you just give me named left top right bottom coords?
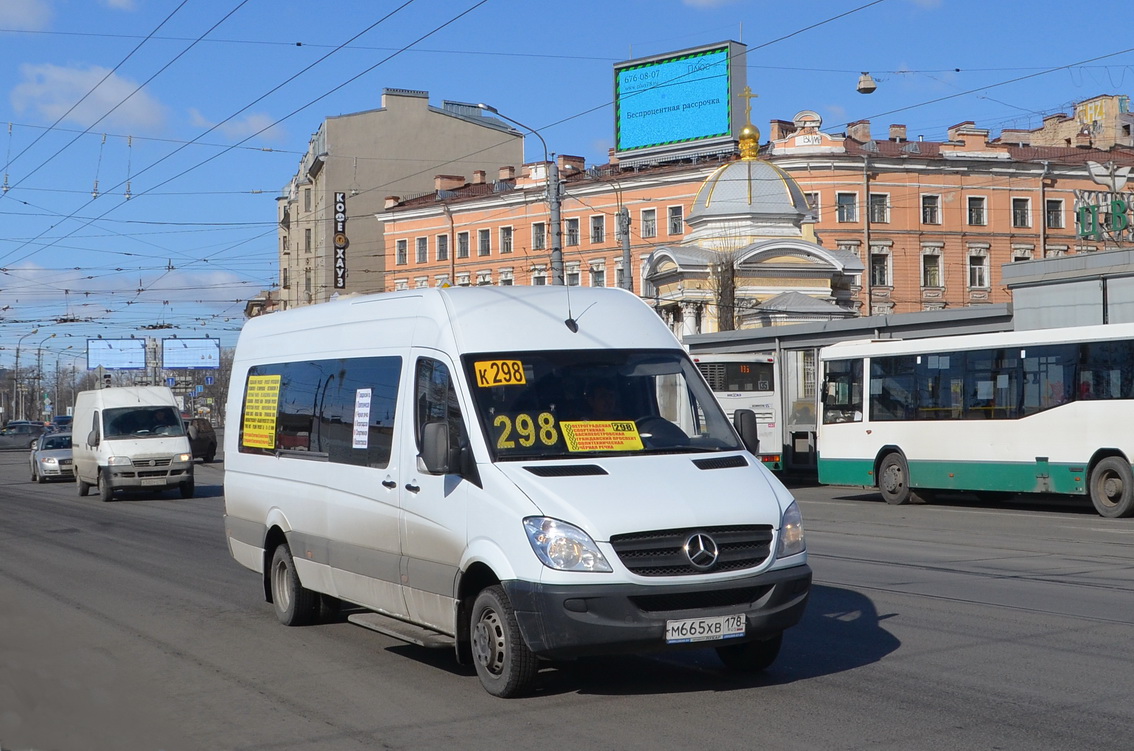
left=162, top=338, right=220, bottom=369
left=615, top=43, right=736, bottom=153
left=87, top=338, right=146, bottom=370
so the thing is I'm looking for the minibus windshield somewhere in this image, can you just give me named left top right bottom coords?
left=462, top=349, right=743, bottom=460
left=103, top=406, right=185, bottom=439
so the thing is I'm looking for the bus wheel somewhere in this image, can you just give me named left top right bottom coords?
left=878, top=453, right=912, bottom=505
left=1089, top=457, right=1134, bottom=518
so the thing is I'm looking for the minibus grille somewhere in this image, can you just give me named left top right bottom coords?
left=692, top=455, right=749, bottom=470
left=610, top=525, right=773, bottom=576
left=132, top=457, right=172, bottom=468
left=630, top=586, right=771, bottom=613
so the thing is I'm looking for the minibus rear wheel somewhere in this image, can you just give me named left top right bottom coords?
left=270, top=544, right=320, bottom=626
left=470, top=586, right=538, bottom=698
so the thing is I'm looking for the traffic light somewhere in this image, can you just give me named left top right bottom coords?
left=103, top=373, right=112, bottom=388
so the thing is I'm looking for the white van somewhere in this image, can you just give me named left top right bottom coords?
left=73, top=385, right=195, bottom=501
left=223, top=286, right=810, bottom=697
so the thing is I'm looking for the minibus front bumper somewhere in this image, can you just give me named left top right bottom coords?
left=502, top=564, right=811, bottom=659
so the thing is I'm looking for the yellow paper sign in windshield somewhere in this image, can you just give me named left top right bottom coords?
left=474, top=359, right=526, bottom=387
left=560, top=421, right=644, bottom=452
left=242, top=374, right=281, bottom=449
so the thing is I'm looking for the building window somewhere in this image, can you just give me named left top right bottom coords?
left=478, top=229, right=491, bottom=256
left=393, top=278, right=408, bottom=291
left=304, top=269, right=312, bottom=294
left=532, top=222, right=546, bottom=250
left=870, top=251, right=890, bottom=287
left=434, top=275, right=450, bottom=287
left=415, top=277, right=429, bottom=289
left=967, top=196, right=987, bottom=226
left=968, top=254, right=989, bottom=288
left=565, top=218, right=580, bottom=246
left=304, top=188, right=311, bottom=212
left=436, top=234, right=449, bottom=262
left=641, top=208, right=657, bottom=238
left=500, top=226, right=513, bottom=254
left=836, top=192, right=857, bottom=222
left=500, top=269, right=514, bottom=286
left=396, top=239, right=408, bottom=266
left=456, top=273, right=471, bottom=287
left=590, top=265, right=605, bottom=287
left=457, top=231, right=469, bottom=259
left=616, top=263, right=626, bottom=288
left=304, top=228, right=311, bottom=252
left=532, top=268, right=547, bottom=286
left=415, top=237, right=427, bottom=264
left=922, top=254, right=941, bottom=287
left=869, top=193, right=889, bottom=223
left=668, top=206, right=684, bottom=234
left=566, top=264, right=581, bottom=286
left=1012, top=198, right=1030, bottom=228
left=921, top=195, right=940, bottom=224
left=590, top=215, right=605, bottom=244
left=282, top=236, right=289, bottom=254
left=1046, top=199, right=1064, bottom=229
left=804, top=192, right=820, bottom=218
left=476, top=271, right=492, bottom=286
left=281, top=268, right=289, bottom=289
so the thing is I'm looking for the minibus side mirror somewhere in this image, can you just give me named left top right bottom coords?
left=87, top=429, right=100, bottom=448
left=421, top=422, right=450, bottom=474
left=733, top=409, right=760, bottom=456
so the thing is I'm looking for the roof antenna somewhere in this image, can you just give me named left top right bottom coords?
left=563, top=269, right=577, bottom=332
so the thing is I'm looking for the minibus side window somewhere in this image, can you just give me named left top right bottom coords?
left=414, top=358, right=468, bottom=469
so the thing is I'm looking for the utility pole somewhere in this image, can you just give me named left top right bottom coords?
left=618, top=207, right=633, bottom=291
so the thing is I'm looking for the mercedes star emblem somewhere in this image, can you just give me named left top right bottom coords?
left=683, top=532, right=719, bottom=570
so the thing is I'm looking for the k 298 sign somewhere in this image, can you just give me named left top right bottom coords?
left=333, top=191, right=348, bottom=289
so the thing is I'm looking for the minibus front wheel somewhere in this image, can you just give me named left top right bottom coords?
left=470, top=585, right=538, bottom=698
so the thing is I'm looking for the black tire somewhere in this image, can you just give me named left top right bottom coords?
left=470, top=585, right=538, bottom=698
left=717, top=632, right=783, bottom=672
left=1089, top=456, right=1134, bottom=518
left=98, top=470, right=115, bottom=502
left=202, top=444, right=216, bottom=463
left=269, top=544, right=320, bottom=626
left=180, top=478, right=195, bottom=499
left=877, top=453, right=912, bottom=505
left=77, top=475, right=91, bottom=496
left=35, top=467, right=46, bottom=484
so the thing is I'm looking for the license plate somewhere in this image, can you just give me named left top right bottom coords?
left=140, top=478, right=165, bottom=486
left=665, top=613, right=746, bottom=644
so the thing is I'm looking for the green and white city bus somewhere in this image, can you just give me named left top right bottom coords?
left=817, top=321, right=1134, bottom=518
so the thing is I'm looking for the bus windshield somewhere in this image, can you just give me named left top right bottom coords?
left=462, top=349, right=743, bottom=460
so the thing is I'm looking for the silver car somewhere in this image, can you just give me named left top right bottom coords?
left=30, top=432, right=74, bottom=483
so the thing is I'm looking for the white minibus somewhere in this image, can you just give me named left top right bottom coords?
left=223, top=286, right=810, bottom=696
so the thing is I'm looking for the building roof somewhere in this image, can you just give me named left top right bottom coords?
left=690, top=159, right=811, bottom=222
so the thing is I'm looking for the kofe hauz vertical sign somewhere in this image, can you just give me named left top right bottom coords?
left=333, top=191, right=348, bottom=289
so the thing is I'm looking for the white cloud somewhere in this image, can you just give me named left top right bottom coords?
left=187, top=107, right=286, bottom=143
left=11, top=63, right=167, bottom=131
left=0, top=0, right=53, bottom=29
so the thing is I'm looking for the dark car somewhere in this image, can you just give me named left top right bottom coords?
left=0, top=422, right=46, bottom=450
left=186, top=418, right=218, bottom=462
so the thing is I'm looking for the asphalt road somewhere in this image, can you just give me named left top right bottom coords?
left=2, top=446, right=1132, bottom=751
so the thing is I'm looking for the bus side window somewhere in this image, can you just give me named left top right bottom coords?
left=822, top=359, right=863, bottom=424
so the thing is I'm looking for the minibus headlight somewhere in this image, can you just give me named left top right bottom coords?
left=523, top=517, right=612, bottom=573
left=107, top=456, right=132, bottom=466
left=176, top=453, right=192, bottom=463
left=776, top=501, right=806, bottom=558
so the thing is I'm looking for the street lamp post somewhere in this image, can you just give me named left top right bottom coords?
left=12, top=328, right=39, bottom=422
left=477, top=103, right=564, bottom=285
left=34, top=333, right=55, bottom=420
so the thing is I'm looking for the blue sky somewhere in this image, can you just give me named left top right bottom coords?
left=2, top=0, right=1133, bottom=371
